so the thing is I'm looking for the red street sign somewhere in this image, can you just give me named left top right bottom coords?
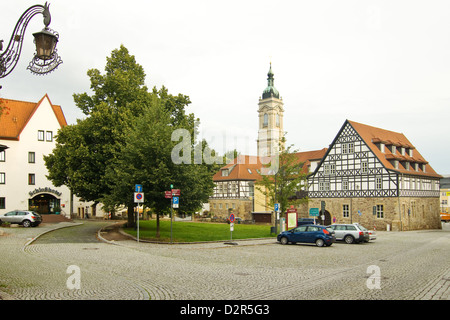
left=165, top=191, right=172, bottom=199
left=172, top=189, right=180, bottom=196
left=229, top=213, right=235, bottom=223
left=287, top=208, right=297, bottom=213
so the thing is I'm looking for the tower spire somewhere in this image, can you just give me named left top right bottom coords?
left=262, top=62, right=279, bottom=99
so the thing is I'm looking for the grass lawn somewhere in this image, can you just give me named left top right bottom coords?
left=123, top=220, right=276, bottom=242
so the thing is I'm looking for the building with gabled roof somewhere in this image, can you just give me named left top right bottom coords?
left=210, top=149, right=327, bottom=222
left=307, top=119, right=442, bottom=230
left=0, top=95, right=72, bottom=217
left=208, top=64, right=328, bottom=222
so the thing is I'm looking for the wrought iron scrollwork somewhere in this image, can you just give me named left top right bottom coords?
left=0, top=2, right=62, bottom=79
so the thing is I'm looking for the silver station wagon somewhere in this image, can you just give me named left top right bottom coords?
left=327, top=223, right=370, bottom=244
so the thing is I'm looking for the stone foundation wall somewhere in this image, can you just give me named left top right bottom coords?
left=305, top=197, right=441, bottom=231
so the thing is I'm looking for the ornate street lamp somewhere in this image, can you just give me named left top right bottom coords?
left=0, top=2, right=62, bottom=80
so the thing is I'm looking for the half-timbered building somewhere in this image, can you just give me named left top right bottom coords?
left=307, top=120, right=442, bottom=230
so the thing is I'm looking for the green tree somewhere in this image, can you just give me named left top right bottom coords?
left=256, top=140, right=309, bottom=218
left=45, top=45, right=210, bottom=229
left=104, top=99, right=214, bottom=237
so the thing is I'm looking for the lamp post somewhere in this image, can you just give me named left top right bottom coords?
left=0, top=2, right=62, bottom=85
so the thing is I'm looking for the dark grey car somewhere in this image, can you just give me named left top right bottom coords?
left=0, top=210, right=42, bottom=227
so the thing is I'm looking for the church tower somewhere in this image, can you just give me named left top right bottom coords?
left=257, top=63, right=284, bottom=158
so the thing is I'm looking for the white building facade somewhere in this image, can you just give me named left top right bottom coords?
left=0, top=95, right=72, bottom=217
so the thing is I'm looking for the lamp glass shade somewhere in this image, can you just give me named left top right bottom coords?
left=32, top=29, right=58, bottom=61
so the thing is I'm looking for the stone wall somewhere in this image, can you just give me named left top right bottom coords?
left=306, top=197, right=441, bottom=231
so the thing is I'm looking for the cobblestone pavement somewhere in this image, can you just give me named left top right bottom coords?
left=0, top=220, right=449, bottom=300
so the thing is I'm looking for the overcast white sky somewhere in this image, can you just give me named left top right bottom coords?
left=1, top=0, right=449, bottom=174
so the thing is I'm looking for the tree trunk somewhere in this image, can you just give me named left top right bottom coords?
left=127, top=204, right=135, bottom=228
left=156, top=212, right=160, bottom=238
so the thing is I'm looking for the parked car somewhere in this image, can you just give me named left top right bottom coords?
left=355, top=223, right=376, bottom=241
left=327, top=223, right=369, bottom=244
left=277, top=224, right=335, bottom=247
left=0, top=210, right=42, bottom=227
left=297, top=218, right=316, bottom=226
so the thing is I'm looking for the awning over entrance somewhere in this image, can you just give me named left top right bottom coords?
left=29, top=193, right=61, bottom=215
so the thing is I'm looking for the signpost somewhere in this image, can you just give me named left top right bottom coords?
left=172, top=196, right=179, bottom=208
left=229, top=213, right=235, bottom=242
left=165, top=187, right=181, bottom=243
left=274, top=203, right=280, bottom=234
left=134, top=185, right=144, bottom=242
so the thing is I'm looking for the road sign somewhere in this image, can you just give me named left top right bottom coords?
left=172, top=196, right=179, bottom=208
left=229, top=213, right=235, bottom=223
left=134, top=192, right=144, bottom=203
left=309, top=208, right=320, bottom=216
left=165, top=191, right=172, bottom=199
left=274, top=203, right=280, bottom=212
left=230, top=223, right=234, bottom=232
left=135, top=184, right=143, bottom=193
left=172, top=189, right=180, bottom=196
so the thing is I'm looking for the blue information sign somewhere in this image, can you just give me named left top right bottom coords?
left=135, top=184, right=143, bottom=192
left=309, top=208, right=320, bottom=217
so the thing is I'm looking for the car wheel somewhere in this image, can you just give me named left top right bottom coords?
left=344, top=235, right=355, bottom=244
left=315, top=239, right=325, bottom=247
left=22, top=220, right=31, bottom=228
left=280, top=237, right=289, bottom=245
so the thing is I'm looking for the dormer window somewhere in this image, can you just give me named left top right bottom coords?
left=422, top=164, right=426, bottom=173
left=221, top=169, right=229, bottom=177
left=405, top=162, right=410, bottom=171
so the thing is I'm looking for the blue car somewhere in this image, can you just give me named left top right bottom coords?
left=277, top=225, right=335, bottom=247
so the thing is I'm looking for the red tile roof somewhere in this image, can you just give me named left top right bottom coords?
left=0, top=94, right=67, bottom=141
left=213, top=148, right=328, bottom=182
left=348, top=120, right=441, bottom=178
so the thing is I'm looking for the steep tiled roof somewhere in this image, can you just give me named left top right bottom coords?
left=348, top=120, right=441, bottom=178
left=0, top=95, right=67, bottom=140
left=213, top=149, right=328, bottom=182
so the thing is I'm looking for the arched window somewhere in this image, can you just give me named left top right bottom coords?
left=263, top=113, right=268, bottom=127
left=276, top=113, right=280, bottom=127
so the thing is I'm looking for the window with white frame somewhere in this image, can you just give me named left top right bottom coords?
left=361, top=161, right=368, bottom=174
left=38, top=130, right=45, bottom=141
left=376, top=177, right=382, bottom=190
left=0, top=172, right=5, bottom=184
left=319, top=181, right=330, bottom=191
left=324, top=164, right=336, bottom=175
left=28, top=152, right=35, bottom=163
left=0, top=150, right=5, bottom=162
left=342, top=143, right=354, bottom=154
left=46, top=131, right=53, bottom=142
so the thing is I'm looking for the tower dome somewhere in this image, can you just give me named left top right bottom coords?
left=262, top=63, right=280, bottom=99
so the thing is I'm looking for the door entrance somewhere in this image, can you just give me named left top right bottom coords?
left=29, top=194, right=60, bottom=214
left=319, top=210, right=332, bottom=226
